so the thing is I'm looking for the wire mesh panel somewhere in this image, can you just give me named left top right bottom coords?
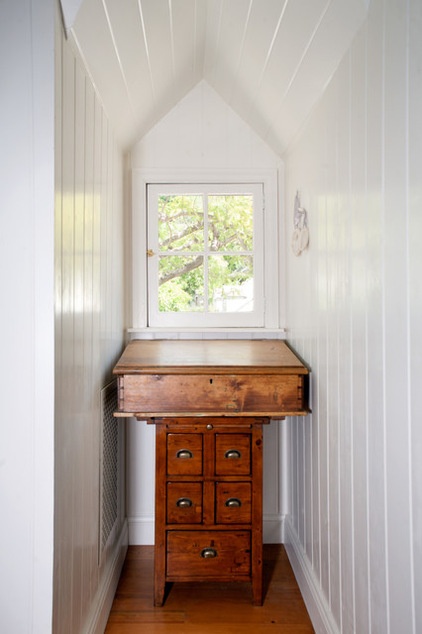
left=99, top=380, right=120, bottom=563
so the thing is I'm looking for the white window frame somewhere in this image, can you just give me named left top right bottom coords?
left=148, top=182, right=264, bottom=328
left=131, top=169, right=283, bottom=332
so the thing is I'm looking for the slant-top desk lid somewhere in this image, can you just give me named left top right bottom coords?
left=113, top=339, right=309, bottom=418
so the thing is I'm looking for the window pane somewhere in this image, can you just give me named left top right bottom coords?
left=208, top=195, right=253, bottom=251
left=158, top=195, right=204, bottom=251
left=158, top=255, right=204, bottom=312
left=146, top=180, right=267, bottom=328
left=208, top=255, right=254, bottom=313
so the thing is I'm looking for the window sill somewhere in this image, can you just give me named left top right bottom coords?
left=127, top=327, right=287, bottom=340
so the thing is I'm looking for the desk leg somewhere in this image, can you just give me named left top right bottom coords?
left=252, top=423, right=264, bottom=606
left=154, top=424, right=167, bottom=606
left=252, top=540, right=263, bottom=606
left=153, top=542, right=166, bottom=607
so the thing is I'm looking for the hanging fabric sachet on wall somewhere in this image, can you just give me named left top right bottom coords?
left=291, top=191, right=309, bottom=256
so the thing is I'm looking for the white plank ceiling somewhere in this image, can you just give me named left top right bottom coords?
left=62, top=0, right=369, bottom=154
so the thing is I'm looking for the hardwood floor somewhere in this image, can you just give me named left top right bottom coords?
left=105, top=545, right=315, bottom=633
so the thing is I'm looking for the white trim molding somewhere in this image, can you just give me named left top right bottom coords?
left=284, top=516, right=339, bottom=634
left=131, top=167, right=282, bottom=331
left=127, top=328, right=287, bottom=340
left=128, top=516, right=155, bottom=546
left=263, top=514, right=285, bottom=544
left=128, top=515, right=285, bottom=547
left=82, top=521, right=128, bottom=634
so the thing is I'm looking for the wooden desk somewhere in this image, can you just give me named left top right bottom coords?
left=113, top=339, right=309, bottom=606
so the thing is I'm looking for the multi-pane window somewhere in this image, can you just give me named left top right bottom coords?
left=147, top=183, right=264, bottom=327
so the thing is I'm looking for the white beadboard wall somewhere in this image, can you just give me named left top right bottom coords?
left=54, top=14, right=127, bottom=634
left=284, top=1, right=422, bottom=633
left=0, top=1, right=55, bottom=631
left=128, top=81, right=288, bottom=545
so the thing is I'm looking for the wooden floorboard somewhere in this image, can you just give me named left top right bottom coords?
left=105, top=545, right=315, bottom=633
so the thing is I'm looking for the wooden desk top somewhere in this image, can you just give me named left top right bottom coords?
left=113, top=339, right=309, bottom=376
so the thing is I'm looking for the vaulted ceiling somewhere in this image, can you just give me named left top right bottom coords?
left=61, top=0, right=368, bottom=155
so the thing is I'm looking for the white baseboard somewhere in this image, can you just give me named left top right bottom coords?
left=263, top=514, right=285, bottom=543
left=82, top=519, right=129, bottom=634
left=284, top=515, right=339, bottom=634
left=128, top=516, right=155, bottom=544
left=128, top=514, right=285, bottom=545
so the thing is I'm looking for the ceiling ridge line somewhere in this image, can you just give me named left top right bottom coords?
left=241, top=0, right=290, bottom=131
left=227, top=0, right=254, bottom=105
left=263, top=0, right=334, bottom=144
left=194, top=0, right=200, bottom=77
left=136, top=0, right=156, bottom=106
left=101, top=0, right=137, bottom=119
left=207, top=0, right=224, bottom=86
left=258, top=0, right=290, bottom=87
left=168, top=0, right=176, bottom=81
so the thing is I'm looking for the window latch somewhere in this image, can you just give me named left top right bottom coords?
left=146, top=249, right=155, bottom=257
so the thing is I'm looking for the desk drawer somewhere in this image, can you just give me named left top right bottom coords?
left=167, top=433, right=203, bottom=475
left=215, top=482, right=251, bottom=524
left=166, top=531, right=250, bottom=579
left=167, top=482, right=203, bottom=524
left=215, top=433, right=251, bottom=475
left=118, top=373, right=305, bottom=414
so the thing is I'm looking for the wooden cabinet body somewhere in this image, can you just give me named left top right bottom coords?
left=113, top=340, right=309, bottom=606
left=153, top=417, right=264, bottom=606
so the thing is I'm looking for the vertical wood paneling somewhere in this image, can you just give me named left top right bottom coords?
left=304, top=411, right=312, bottom=562
left=318, top=148, right=330, bottom=603
left=326, top=118, right=341, bottom=628
left=365, top=2, right=389, bottom=631
left=350, top=24, right=370, bottom=634
left=57, top=34, right=76, bottom=629
left=285, top=1, right=422, bottom=632
left=310, top=331, right=321, bottom=582
left=82, top=73, right=96, bottom=601
left=290, top=418, right=299, bottom=535
left=383, top=1, right=413, bottom=631
left=408, top=1, right=422, bottom=631
left=72, top=58, right=86, bottom=632
left=54, top=21, right=126, bottom=633
left=336, top=52, right=352, bottom=634
left=0, top=1, right=55, bottom=630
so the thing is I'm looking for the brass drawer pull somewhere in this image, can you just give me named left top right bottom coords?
left=225, top=498, right=242, bottom=508
left=176, top=449, right=193, bottom=459
left=176, top=497, right=193, bottom=508
left=200, top=547, right=217, bottom=559
left=225, top=449, right=241, bottom=459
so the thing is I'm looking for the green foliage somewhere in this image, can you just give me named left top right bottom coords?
left=157, top=193, right=254, bottom=313
left=158, top=279, right=192, bottom=312
left=208, top=195, right=253, bottom=251
left=158, top=195, right=204, bottom=251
